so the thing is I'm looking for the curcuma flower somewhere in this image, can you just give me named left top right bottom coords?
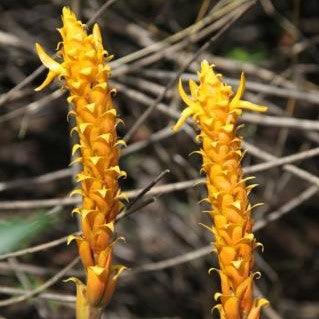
left=35, top=7, right=126, bottom=318
left=173, top=61, right=269, bottom=319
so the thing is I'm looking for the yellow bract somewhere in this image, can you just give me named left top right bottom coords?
left=174, top=60, right=268, bottom=318
left=35, top=6, right=125, bottom=316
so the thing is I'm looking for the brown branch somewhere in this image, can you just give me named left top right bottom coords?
left=140, top=69, right=319, bottom=106
left=127, top=185, right=318, bottom=273
left=1, top=185, right=316, bottom=305
left=0, top=257, right=79, bottom=307
left=0, top=145, right=318, bottom=210
left=242, top=113, right=319, bottom=131
left=0, top=286, right=76, bottom=303
left=86, top=0, right=118, bottom=27
left=122, top=1, right=256, bottom=142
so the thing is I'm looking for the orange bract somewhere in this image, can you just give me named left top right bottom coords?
left=35, top=7, right=125, bottom=315
left=174, top=60, right=268, bottom=319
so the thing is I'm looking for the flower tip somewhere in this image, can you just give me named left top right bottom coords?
left=62, top=6, right=73, bottom=17
left=34, top=42, right=40, bottom=52
left=93, top=23, right=102, bottom=43
left=172, top=123, right=179, bottom=133
left=63, top=276, right=83, bottom=285
left=259, top=298, right=269, bottom=308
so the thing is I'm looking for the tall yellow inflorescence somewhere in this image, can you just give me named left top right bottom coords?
left=35, top=7, right=126, bottom=317
left=173, top=61, right=269, bottom=319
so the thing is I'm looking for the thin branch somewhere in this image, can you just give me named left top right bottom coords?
left=130, top=246, right=212, bottom=274
left=124, top=169, right=169, bottom=211
left=243, top=142, right=319, bottom=186
left=0, top=65, right=47, bottom=107
left=0, top=257, right=79, bottom=307
left=0, top=168, right=71, bottom=192
left=117, top=197, right=157, bottom=221
left=0, top=132, right=170, bottom=193
left=254, top=185, right=318, bottom=231
left=0, top=0, right=117, bottom=108
left=0, top=90, right=64, bottom=124
left=0, top=198, right=156, bottom=263
left=117, top=81, right=319, bottom=145
left=122, top=126, right=174, bottom=156
left=111, top=0, right=251, bottom=69
left=128, top=185, right=318, bottom=273
left=140, top=69, right=319, bottom=106
left=122, top=1, right=255, bottom=142
left=86, top=0, right=118, bottom=27
left=0, top=0, right=247, bottom=110
left=244, top=147, right=319, bottom=175
left=242, top=113, right=319, bottom=131
left=1, top=145, right=318, bottom=210
left=0, top=261, right=83, bottom=277
left=0, top=286, right=76, bottom=303
left=1, top=185, right=316, bottom=305
left=0, top=235, right=73, bottom=261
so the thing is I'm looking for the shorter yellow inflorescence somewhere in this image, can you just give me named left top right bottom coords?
left=174, top=60, right=269, bottom=319
left=35, top=7, right=126, bottom=315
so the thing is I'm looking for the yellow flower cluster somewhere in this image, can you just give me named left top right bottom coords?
left=173, top=61, right=268, bottom=319
left=35, top=7, right=125, bottom=316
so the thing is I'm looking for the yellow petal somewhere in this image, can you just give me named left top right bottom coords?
left=85, top=103, right=96, bottom=113
left=97, top=187, right=109, bottom=198
left=188, top=79, right=198, bottom=97
left=80, top=67, right=93, bottom=76
left=178, top=78, right=197, bottom=109
left=76, top=173, right=93, bottom=182
left=232, top=200, right=241, bottom=210
left=237, top=100, right=268, bottom=113
left=111, top=264, right=127, bottom=280
left=223, top=123, right=234, bottom=133
left=173, top=107, right=194, bottom=132
left=69, top=156, right=82, bottom=166
left=79, top=123, right=91, bottom=133
left=99, top=133, right=112, bottom=142
left=35, top=70, right=58, bottom=91
left=247, top=298, right=269, bottom=319
left=90, top=265, right=105, bottom=277
left=231, top=259, right=243, bottom=269
left=87, top=266, right=105, bottom=307
left=69, top=188, right=82, bottom=197
left=64, top=276, right=90, bottom=319
left=90, top=156, right=102, bottom=165
left=230, top=72, right=246, bottom=109
left=115, top=139, right=127, bottom=147
left=35, top=43, right=63, bottom=74
left=93, top=24, right=103, bottom=43
left=72, top=143, right=81, bottom=155
left=67, top=234, right=80, bottom=245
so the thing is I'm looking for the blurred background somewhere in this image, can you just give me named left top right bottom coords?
left=0, top=0, right=318, bottom=318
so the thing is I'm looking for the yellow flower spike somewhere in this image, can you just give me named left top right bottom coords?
left=35, top=7, right=126, bottom=318
left=174, top=60, right=268, bottom=318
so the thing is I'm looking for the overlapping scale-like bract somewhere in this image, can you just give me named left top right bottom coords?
left=35, top=7, right=125, bottom=315
left=173, top=60, right=268, bottom=319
